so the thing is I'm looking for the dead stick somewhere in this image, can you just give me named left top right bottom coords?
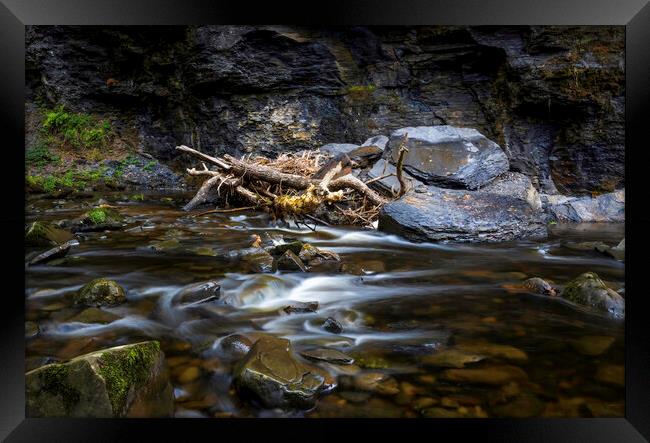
left=395, top=133, right=409, bottom=198
left=192, top=206, right=255, bottom=217
left=176, top=145, right=232, bottom=170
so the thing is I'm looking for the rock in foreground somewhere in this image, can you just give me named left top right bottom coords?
left=562, top=272, right=625, bottom=319
left=233, top=335, right=327, bottom=409
left=26, top=341, right=173, bottom=417
left=386, top=126, right=509, bottom=190
left=543, top=190, right=624, bottom=222
left=379, top=185, right=547, bottom=243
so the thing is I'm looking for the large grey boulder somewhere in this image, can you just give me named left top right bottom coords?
left=319, top=143, right=359, bottom=157
left=543, top=189, right=624, bottom=222
left=26, top=341, right=173, bottom=417
left=379, top=185, right=547, bottom=243
left=361, top=135, right=389, bottom=150
left=233, top=335, right=328, bottom=409
left=481, top=172, right=542, bottom=211
left=366, top=158, right=425, bottom=195
left=385, top=126, right=509, bottom=190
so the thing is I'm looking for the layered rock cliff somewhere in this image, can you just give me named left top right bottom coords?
left=25, top=25, right=624, bottom=196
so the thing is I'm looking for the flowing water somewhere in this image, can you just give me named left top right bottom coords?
left=25, top=192, right=625, bottom=418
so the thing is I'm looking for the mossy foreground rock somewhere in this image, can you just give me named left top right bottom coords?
left=562, top=272, right=625, bottom=319
left=26, top=341, right=173, bottom=417
left=75, top=278, right=126, bottom=306
left=76, top=207, right=124, bottom=231
left=25, top=221, right=74, bottom=246
left=233, top=335, right=327, bottom=409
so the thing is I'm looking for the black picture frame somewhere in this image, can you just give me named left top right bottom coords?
left=2, top=0, right=649, bottom=440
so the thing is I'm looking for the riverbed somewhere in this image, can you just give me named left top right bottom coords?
left=25, top=192, right=625, bottom=418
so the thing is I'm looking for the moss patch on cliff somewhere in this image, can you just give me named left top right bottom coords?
left=96, top=341, right=160, bottom=415
left=42, top=105, right=113, bottom=151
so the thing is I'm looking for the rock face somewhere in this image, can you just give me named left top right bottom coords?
left=75, top=278, right=126, bottom=306
left=26, top=26, right=624, bottom=195
left=386, top=126, right=509, bottom=190
left=543, top=190, right=624, bottom=222
left=26, top=341, right=173, bottom=417
left=562, top=272, right=625, bottom=319
left=233, top=335, right=327, bottom=409
left=379, top=185, right=547, bottom=243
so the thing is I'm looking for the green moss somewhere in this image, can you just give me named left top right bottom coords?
left=96, top=341, right=160, bottom=414
left=41, top=105, right=112, bottom=151
left=39, top=364, right=81, bottom=413
left=87, top=208, right=107, bottom=224
left=344, top=84, right=378, bottom=102
left=143, top=160, right=157, bottom=172
left=130, top=193, right=145, bottom=202
left=26, top=142, right=61, bottom=168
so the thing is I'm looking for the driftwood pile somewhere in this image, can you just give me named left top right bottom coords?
left=176, top=135, right=409, bottom=228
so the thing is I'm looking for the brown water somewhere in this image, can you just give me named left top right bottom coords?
left=25, top=192, right=625, bottom=418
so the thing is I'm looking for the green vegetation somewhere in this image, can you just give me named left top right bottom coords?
left=41, top=105, right=112, bottom=151
left=26, top=142, right=61, bottom=168
left=26, top=166, right=117, bottom=194
left=143, top=160, right=157, bottom=172
left=97, top=342, right=160, bottom=414
left=87, top=208, right=108, bottom=224
left=113, top=155, right=141, bottom=179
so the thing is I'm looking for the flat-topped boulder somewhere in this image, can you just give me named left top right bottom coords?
left=25, top=341, right=173, bottom=417
left=386, top=126, right=509, bottom=190
left=379, top=183, right=547, bottom=243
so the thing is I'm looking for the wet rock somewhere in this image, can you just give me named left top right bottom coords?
left=571, top=336, right=615, bottom=356
left=338, top=391, right=371, bottom=403
left=585, top=399, right=625, bottom=417
left=454, top=341, right=528, bottom=362
left=562, top=272, right=625, bottom=319
left=366, top=158, right=423, bottom=195
left=274, top=250, right=308, bottom=272
left=422, top=349, right=486, bottom=368
left=218, top=334, right=253, bottom=359
left=75, top=207, right=125, bottom=232
left=268, top=240, right=304, bottom=257
left=441, top=365, right=528, bottom=385
left=233, top=335, right=327, bottom=409
left=594, top=364, right=624, bottom=387
left=26, top=341, right=173, bottom=417
left=481, top=172, right=542, bottom=211
left=74, top=278, right=126, bottom=307
left=386, top=126, right=509, bottom=190
left=240, top=248, right=274, bottom=273
left=177, top=366, right=201, bottom=384
left=542, top=190, right=625, bottom=223
left=361, top=135, right=389, bottom=151
left=175, top=281, right=221, bottom=305
left=322, top=317, right=343, bottom=334
left=379, top=186, right=547, bottom=243
left=28, top=240, right=76, bottom=266
left=421, top=407, right=465, bottom=418
left=523, top=277, right=558, bottom=297
left=352, top=371, right=399, bottom=395
left=299, top=348, right=354, bottom=365
left=604, top=238, right=625, bottom=261
left=320, top=143, right=359, bottom=157
left=25, top=221, right=74, bottom=247
left=283, top=301, right=319, bottom=314
left=68, top=307, right=120, bottom=324
left=25, top=321, right=39, bottom=338
left=298, top=244, right=341, bottom=272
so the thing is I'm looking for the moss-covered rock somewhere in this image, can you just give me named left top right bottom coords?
left=75, top=278, right=126, bottom=306
left=75, top=207, right=124, bottom=231
left=233, top=335, right=327, bottom=409
left=26, top=341, right=173, bottom=417
left=562, top=272, right=625, bottom=319
left=25, top=221, right=74, bottom=247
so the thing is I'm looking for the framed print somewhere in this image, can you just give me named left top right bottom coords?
left=1, top=0, right=649, bottom=441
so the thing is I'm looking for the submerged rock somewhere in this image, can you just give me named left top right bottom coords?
left=322, top=317, right=343, bottom=334
left=379, top=185, right=547, bottom=243
left=26, top=341, right=173, bottom=417
left=455, top=342, right=528, bottom=362
left=174, top=281, right=221, bottom=305
left=386, top=126, right=509, bottom=190
left=562, top=272, right=625, bottom=319
left=25, top=221, right=74, bottom=247
left=74, top=278, right=126, bottom=307
left=523, top=277, right=558, bottom=297
left=571, top=335, right=615, bottom=356
left=68, top=307, right=120, bottom=324
left=283, top=301, right=319, bottom=314
left=441, top=365, right=528, bottom=386
left=351, top=372, right=400, bottom=396
left=422, top=349, right=486, bottom=368
left=299, top=348, right=354, bottom=365
left=233, top=335, right=327, bottom=409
